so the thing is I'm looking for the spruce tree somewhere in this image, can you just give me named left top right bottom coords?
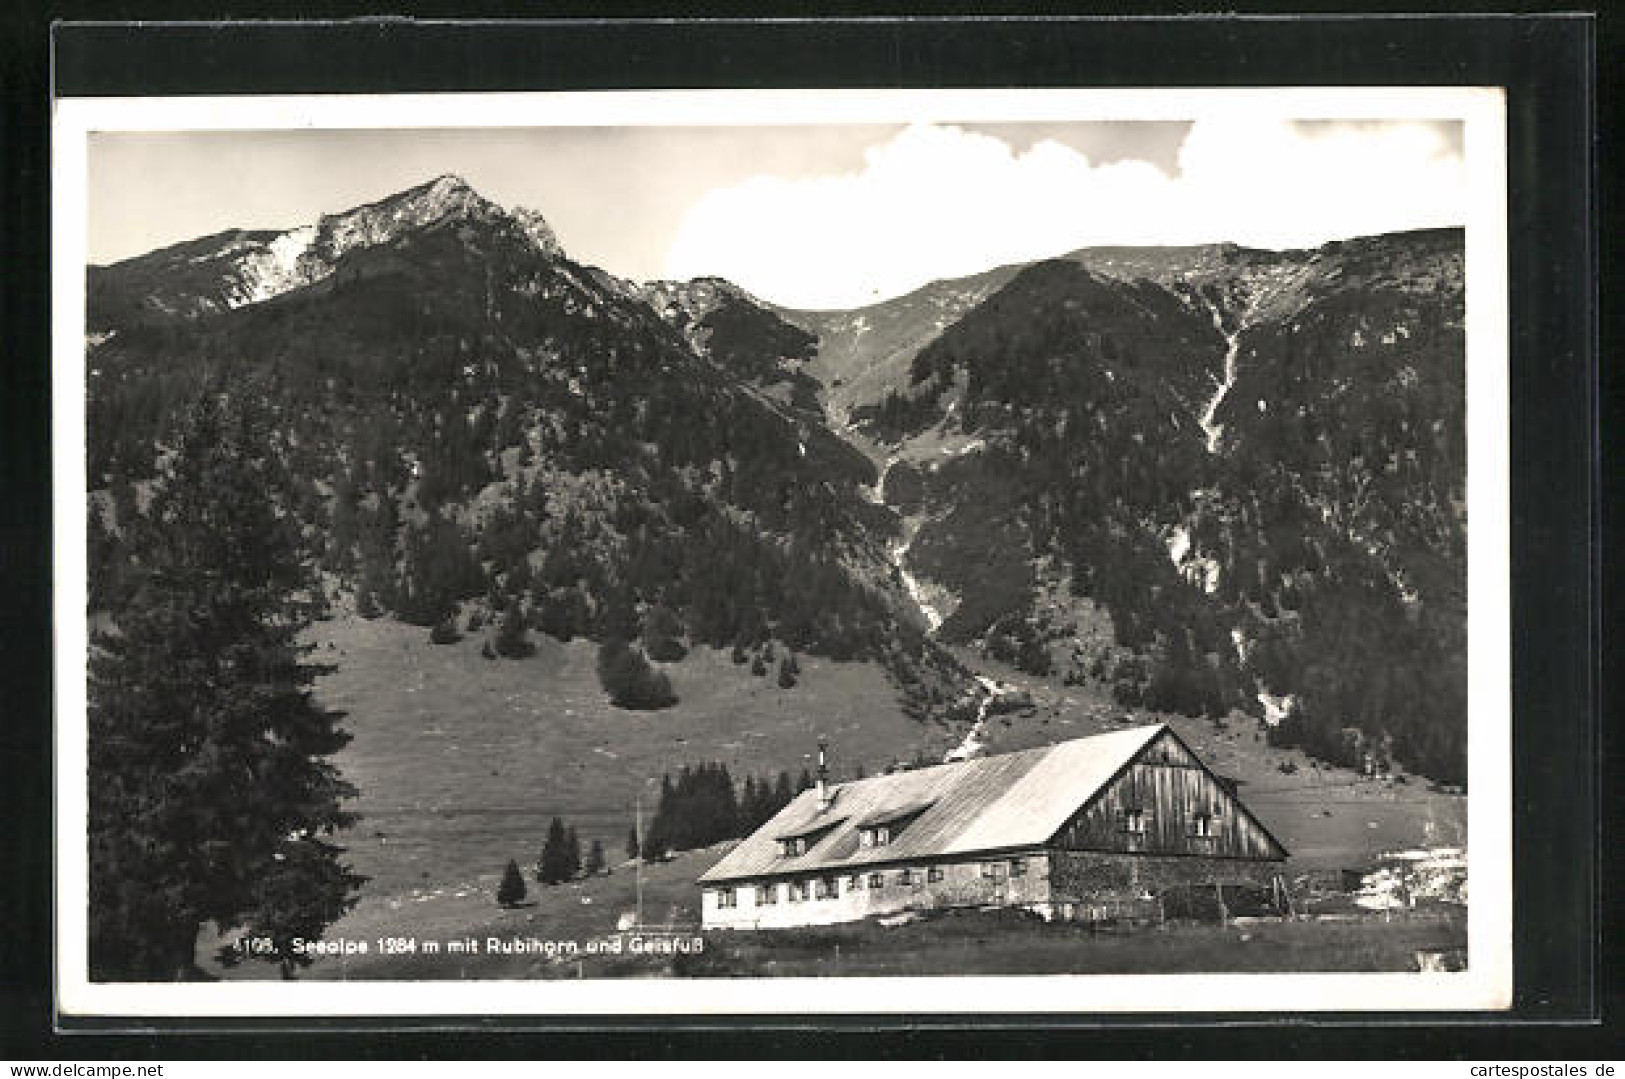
left=565, top=825, right=582, bottom=879
left=88, top=393, right=363, bottom=980
left=625, top=824, right=641, bottom=862
left=496, top=859, right=527, bottom=907
left=596, top=637, right=677, bottom=710
left=538, top=816, right=573, bottom=884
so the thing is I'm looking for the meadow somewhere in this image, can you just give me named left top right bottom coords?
left=217, top=842, right=1465, bottom=981
left=200, top=613, right=1468, bottom=980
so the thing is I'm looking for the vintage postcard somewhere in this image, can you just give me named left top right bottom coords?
left=53, top=87, right=1510, bottom=1017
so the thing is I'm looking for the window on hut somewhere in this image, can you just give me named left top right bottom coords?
left=757, top=883, right=778, bottom=905
left=856, top=801, right=934, bottom=849
left=1119, top=808, right=1147, bottom=835
left=1009, top=857, right=1027, bottom=878
left=1188, top=812, right=1215, bottom=839
left=776, top=817, right=845, bottom=859
left=927, top=866, right=944, bottom=883
left=868, top=872, right=885, bottom=890
left=788, top=880, right=808, bottom=903
left=815, top=877, right=839, bottom=900
left=716, top=887, right=737, bottom=909
left=897, top=868, right=916, bottom=887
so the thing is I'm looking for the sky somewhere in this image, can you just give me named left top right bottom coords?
left=88, top=119, right=1465, bottom=310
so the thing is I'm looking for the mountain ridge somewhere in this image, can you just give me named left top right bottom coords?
left=85, top=173, right=1467, bottom=784
left=88, top=173, right=564, bottom=328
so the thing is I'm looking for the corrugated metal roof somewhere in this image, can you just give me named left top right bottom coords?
left=699, top=723, right=1166, bottom=883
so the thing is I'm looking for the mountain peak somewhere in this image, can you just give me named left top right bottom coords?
left=89, top=173, right=572, bottom=320
left=309, top=174, right=522, bottom=267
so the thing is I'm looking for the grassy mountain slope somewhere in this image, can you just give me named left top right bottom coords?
left=305, top=615, right=961, bottom=900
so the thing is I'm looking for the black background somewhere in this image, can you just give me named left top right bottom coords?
left=2, top=7, right=1608, bottom=1059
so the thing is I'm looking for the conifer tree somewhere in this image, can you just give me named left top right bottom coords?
left=625, top=824, right=641, bottom=862
left=88, top=393, right=363, bottom=980
left=565, top=825, right=582, bottom=879
left=596, top=637, right=676, bottom=709
left=537, top=816, right=574, bottom=884
left=496, top=859, right=527, bottom=907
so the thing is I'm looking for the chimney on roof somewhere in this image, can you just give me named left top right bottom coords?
left=816, top=737, right=832, bottom=809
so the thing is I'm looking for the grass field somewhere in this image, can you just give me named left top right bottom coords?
left=201, top=613, right=1468, bottom=981
left=304, top=615, right=963, bottom=901
left=207, top=841, right=1464, bottom=981
left=681, top=909, right=1466, bottom=978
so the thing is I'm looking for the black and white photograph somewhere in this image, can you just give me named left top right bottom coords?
left=52, top=87, right=1512, bottom=1016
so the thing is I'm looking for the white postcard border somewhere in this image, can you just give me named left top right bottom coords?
left=52, top=86, right=1511, bottom=1018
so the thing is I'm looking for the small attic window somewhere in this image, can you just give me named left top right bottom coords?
left=858, top=825, right=892, bottom=848
left=775, top=817, right=845, bottom=858
left=1119, top=808, right=1147, bottom=835
left=855, top=800, right=935, bottom=849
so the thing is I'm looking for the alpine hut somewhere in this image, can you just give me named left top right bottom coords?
left=698, top=723, right=1287, bottom=929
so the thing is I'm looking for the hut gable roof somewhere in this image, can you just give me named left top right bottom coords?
left=699, top=723, right=1167, bottom=884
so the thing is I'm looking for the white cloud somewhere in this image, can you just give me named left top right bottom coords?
left=662, top=119, right=1465, bottom=309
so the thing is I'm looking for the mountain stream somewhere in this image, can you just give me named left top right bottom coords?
left=944, top=675, right=1002, bottom=762
left=1196, top=297, right=1243, bottom=454
left=873, top=458, right=946, bottom=633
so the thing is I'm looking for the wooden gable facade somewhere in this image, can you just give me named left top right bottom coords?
left=1050, top=726, right=1286, bottom=861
